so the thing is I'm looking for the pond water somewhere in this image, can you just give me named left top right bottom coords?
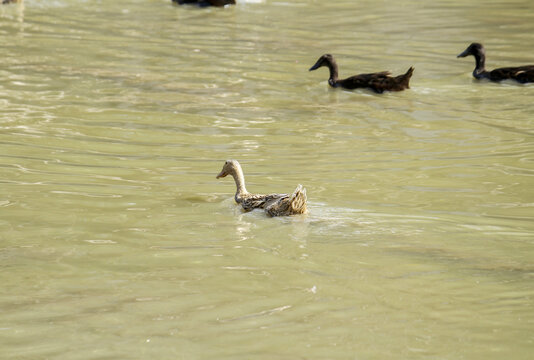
left=1, top=0, right=533, bottom=359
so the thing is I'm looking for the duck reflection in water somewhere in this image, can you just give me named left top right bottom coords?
left=457, top=43, right=534, bottom=83
left=309, top=54, right=414, bottom=93
left=172, top=0, right=235, bottom=7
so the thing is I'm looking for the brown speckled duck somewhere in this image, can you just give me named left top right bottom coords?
left=172, top=0, right=235, bottom=7
left=216, top=160, right=307, bottom=217
left=309, top=54, right=414, bottom=93
left=457, top=43, right=534, bottom=83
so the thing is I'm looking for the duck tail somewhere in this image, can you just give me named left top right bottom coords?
left=402, top=66, right=415, bottom=87
left=290, top=184, right=307, bottom=214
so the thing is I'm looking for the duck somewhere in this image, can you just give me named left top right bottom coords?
left=172, top=0, right=235, bottom=7
left=457, top=43, right=534, bottom=83
left=308, top=54, right=414, bottom=93
left=216, top=160, right=307, bottom=217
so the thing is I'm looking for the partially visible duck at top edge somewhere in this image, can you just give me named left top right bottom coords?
left=308, top=54, right=414, bottom=94
left=172, top=0, right=235, bottom=7
left=457, top=43, right=534, bottom=83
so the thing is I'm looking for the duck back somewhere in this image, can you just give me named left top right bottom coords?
left=488, top=65, right=534, bottom=83
left=370, top=67, right=414, bottom=93
left=265, top=185, right=307, bottom=217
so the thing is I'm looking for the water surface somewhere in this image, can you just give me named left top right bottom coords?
left=1, top=0, right=533, bottom=359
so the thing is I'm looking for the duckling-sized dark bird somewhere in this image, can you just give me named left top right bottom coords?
left=309, top=54, right=414, bottom=93
left=172, top=0, right=235, bottom=7
left=457, top=43, right=534, bottom=83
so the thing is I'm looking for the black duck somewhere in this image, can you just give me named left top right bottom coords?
left=457, top=43, right=534, bottom=83
left=309, top=54, right=414, bottom=93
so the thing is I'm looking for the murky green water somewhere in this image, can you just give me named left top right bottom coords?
left=1, top=0, right=533, bottom=359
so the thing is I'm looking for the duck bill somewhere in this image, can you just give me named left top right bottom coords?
left=309, top=60, right=323, bottom=71
left=216, top=170, right=227, bottom=179
left=457, top=49, right=470, bottom=58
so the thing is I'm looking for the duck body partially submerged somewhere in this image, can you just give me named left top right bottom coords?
left=457, top=43, right=534, bottom=83
left=216, top=160, right=307, bottom=217
left=172, top=0, right=235, bottom=7
left=309, top=54, right=414, bottom=93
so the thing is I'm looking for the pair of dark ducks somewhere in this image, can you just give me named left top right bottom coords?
left=309, top=43, right=534, bottom=93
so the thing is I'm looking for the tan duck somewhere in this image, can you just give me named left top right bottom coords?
left=309, top=54, right=414, bottom=93
left=216, top=160, right=307, bottom=217
left=457, top=43, right=534, bottom=83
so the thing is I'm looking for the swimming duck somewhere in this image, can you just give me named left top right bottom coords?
left=216, top=160, right=307, bottom=217
left=457, top=43, right=534, bottom=83
left=172, top=0, right=235, bottom=7
left=309, top=54, right=414, bottom=93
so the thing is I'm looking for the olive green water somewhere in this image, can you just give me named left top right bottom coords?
left=1, top=0, right=533, bottom=359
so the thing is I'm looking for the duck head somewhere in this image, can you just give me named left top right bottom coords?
left=309, top=54, right=334, bottom=71
left=217, top=159, right=237, bottom=178
left=217, top=159, right=248, bottom=202
left=457, top=43, right=485, bottom=59
left=309, top=54, right=340, bottom=87
left=457, top=43, right=488, bottom=78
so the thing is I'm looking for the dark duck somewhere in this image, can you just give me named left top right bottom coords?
left=457, top=43, right=534, bottom=83
left=172, top=0, right=235, bottom=7
left=309, top=54, right=414, bottom=93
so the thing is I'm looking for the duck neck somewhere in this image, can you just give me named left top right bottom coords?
left=326, top=59, right=339, bottom=87
left=473, top=52, right=487, bottom=79
left=231, top=165, right=248, bottom=203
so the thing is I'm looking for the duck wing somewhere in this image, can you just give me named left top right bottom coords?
left=240, top=193, right=287, bottom=212
left=489, top=65, right=534, bottom=83
left=265, top=185, right=307, bottom=217
left=337, top=71, right=391, bottom=89
left=369, top=67, right=415, bottom=93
